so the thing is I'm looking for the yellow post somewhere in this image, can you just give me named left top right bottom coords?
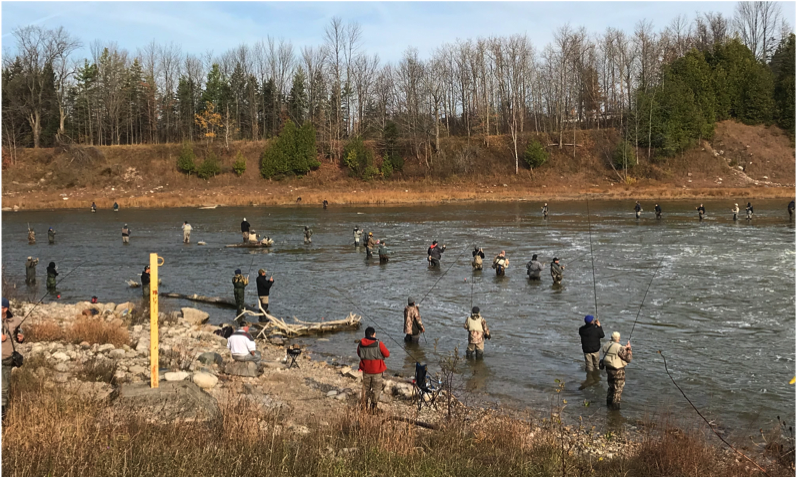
left=150, top=253, right=164, bottom=388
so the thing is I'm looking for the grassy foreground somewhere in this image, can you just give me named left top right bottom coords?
left=3, top=364, right=791, bottom=477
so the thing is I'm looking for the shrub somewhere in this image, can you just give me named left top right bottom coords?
left=76, top=357, right=117, bottom=383
left=25, top=320, right=63, bottom=342
left=197, top=153, right=222, bottom=180
left=260, top=120, right=318, bottom=179
left=613, top=140, right=637, bottom=170
left=177, top=142, right=196, bottom=174
left=342, top=137, right=375, bottom=179
left=523, top=139, right=549, bottom=169
left=65, top=317, right=130, bottom=347
left=232, top=151, right=246, bottom=176
left=380, top=156, right=393, bottom=178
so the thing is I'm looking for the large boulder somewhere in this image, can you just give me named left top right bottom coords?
left=197, top=352, right=223, bottom=367
left=192, top=372, right=218, bottom=390
left=164, top=371, right=190, bottom=382
left=135, top=338, right=150, bottom=354
left=52, top=352, right=70, bottom=362
left=109, top=349, right=126, bottom=359
left=113, top=381, right=220, bottom=423
left=224, top=361, right=259, bottom=378
left=181, top=308, right=209, bottom=326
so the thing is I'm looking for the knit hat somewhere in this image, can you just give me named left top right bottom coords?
left=258, top=269, right=266, bottom=275
left=532, top=254, right=538, bottom=260
left=408, top=297, right=415, bottom=305
left=552, top=257, right=559, bottom=262
left=472, top=306, right=480, bottom=314
left=584, top=315, right=594, bottom=323
left=2, top=298, right=9, bottom=308
left=235, top=268, right=242, bottom=275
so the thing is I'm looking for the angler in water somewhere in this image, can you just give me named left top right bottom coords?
left=526, top=254, right=544, bottom=280
left=365, top=232, right=376, bottom=259
left=634, top=201, right=642, bottom=219
left=113, top=201, right=119, bottom=212
left=25, top=257, right=39, bottom=286
left=492, top=251, right=509, bottom=276
left=427, top=241, right=446, bottom=268
left=304, top=226, right=313, bottom=244
left=353, top=226, right=363, bottom=247
left=27, top=228, right=35, bottom=245
left=232, top=268, right=249, bottom=320
left=472, top=247, right=485, bottom=271
left=182, top=221, right=192, bottom=244
left=323, top=199, right=329, bottom=210
left=141, top=266, right=151, bottom=302
left=696, top=203, right=706, bottom=221
left=789, top=200, right=795, bottom=219
left=378, top=241, right=391, bottom=264
left=745, top=202, right=754, bottom=220
left=541, top=203, right=549, bottom=219
left=464, top=306, right=490, bottom=359
left=91, top=202, right=97, bottom=213
left=601, top=332, right=632, bottom=410
left=578, top=315, right=604, bottom=384
left=46, top=262, right=58, bottom=293
left=121, top=224, right=131, bottom=244
left=550, top=257, right=564, bottom=285
left=47, top=227, right=56, bottom=244
left=403, top=297, right=424, bottom=343
left=731, top=203, right=740, bottom=221
left=654, top=204, right=662, bottom=219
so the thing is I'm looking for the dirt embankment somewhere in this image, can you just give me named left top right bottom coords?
left=2, top=121, right=794, bottom=211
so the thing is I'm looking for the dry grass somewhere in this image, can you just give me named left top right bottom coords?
left=65, top=316, right=130, bottom=347
left=24, top=320, right=64, bottom=342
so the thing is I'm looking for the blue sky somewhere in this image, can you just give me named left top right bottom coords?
left=3, top=2, right=795, bottom=63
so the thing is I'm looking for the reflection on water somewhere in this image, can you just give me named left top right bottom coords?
left=2, top=199, right=794, bottom=437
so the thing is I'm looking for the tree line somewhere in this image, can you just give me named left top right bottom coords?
left=2, top=1, right=794, bottom=174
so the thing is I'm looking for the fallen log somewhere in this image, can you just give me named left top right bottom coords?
left=160, top=293, right=237, bottom=308
left=242, top=311, right=361, bottom=338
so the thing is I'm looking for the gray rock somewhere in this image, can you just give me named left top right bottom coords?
left=326, top=390, right=338, bottom=397
left=52, top=352, right=70, bottom=362
left=181, top=307, right=209, bottom=326
left=79, top=341, right=91, bottom=350
left=164, top=371, right=190, bottom=382
left=192, top=372, right=218, bottom=389
left=335, top=393, right=347, bottom=401
left=269, top=336, right=285, bottom=346
left=224, top=361, right=259, bottom=377
left=98, top=344, right=115, bottom=353
left=52, top=372, right=69, bottom=383
left=54, top=362, right=70, bottom=372
left=128, top=365, right=147, bottom=375
left=197, top=352, right=223, bottom=366
left=109, top=349, right=126, bottom=359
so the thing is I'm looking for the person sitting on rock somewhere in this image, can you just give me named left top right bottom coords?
left=227, top=325, right=261, bottom=363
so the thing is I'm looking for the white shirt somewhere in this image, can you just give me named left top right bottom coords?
left=182, top=224, right=192, bottom=232
left=227, top=331, right=256, bottom=355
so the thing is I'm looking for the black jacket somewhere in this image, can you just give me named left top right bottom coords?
left=473, top=250, right=485, bottom=259
left=256, top=275, right=273, bottom=296
left=141, top=271, right=150, bottom=287
left=578, top=323, right=605, bottom=354
left=241, top=221, right=251, bottom=232
left=428, top=245, right=446, bottom=260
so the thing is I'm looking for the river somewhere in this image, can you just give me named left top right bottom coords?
left=2, top=199, right=794, bottom=437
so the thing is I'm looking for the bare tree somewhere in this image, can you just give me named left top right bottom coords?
left=734, top=1, right=783, bottom=61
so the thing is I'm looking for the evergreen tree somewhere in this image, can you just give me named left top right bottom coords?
left=770, top=34, right=795, bottom=137
left=288, top=69, right=308, bottom=125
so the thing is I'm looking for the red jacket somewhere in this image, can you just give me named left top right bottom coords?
left=357, top=337, right=390, bottom=374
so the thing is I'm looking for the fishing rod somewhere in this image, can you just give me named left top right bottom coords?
left=417, top=245, right=470, bottom=343
left=628, top=257, right=665, bottom=342
left=586, top=199, right=599, bottom=318
left=17, top=261, right=85, bottom=327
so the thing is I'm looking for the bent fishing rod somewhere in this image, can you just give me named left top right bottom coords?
left=586, top=199, right=599, bottom=318
left=17, top=261, right=85, bottom=327
left=627, top=257, right=665, bottom=342
left=417, top=244, right=471, bottom=343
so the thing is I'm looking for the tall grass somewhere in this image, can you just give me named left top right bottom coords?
left=65, top=316, right=130, bottom=347
left=25, top=320, right=64, bottom=342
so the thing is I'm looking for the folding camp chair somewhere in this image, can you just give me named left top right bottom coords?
left=412, top=363, right=442, bottom=411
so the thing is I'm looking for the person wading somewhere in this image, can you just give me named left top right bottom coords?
left=121, top=224, right=131, bottom=244
left=141, top=266, right=151, bottom=303
left=304, top=226, right=313, bottom=244
left=323, top=199, right=329, bottom=210
left=353, top=226, right=363, bottom=247
left=789, top=200, right=795, bottom=220
left=255, top=269, right=274, bottom=316
left=113, top=201, right=119, bottom=212
left=464, top=306, right=490, bottom=359
left=550, top=257, right=565, bottom=285
left=526, top=254, right=544, bottom=280
left=378, top=241, right=391, bottom=264
left=47, top=227, right=56, bottom=245
left=27, top=228, right=35, bottom=245
left=403, top=297, right=424, bottom=343
left=232, top=268, right=249, bottom=321
left=25, top=257, right=39, bottom=286
left=542, top=203, right=549, bottom=219
left=182, top=221, right=192, bottom=243
left=241, top=218, right=251, bottom=243
left=746, top=202, right=754, bottom=220
left=46, top=262, right=58, bottom=293
left=91, top=202, right=97, bottom=213
left=472, top=247, right=485, bottom=271
left=427, top=241, right=446, bottom=268
left=2, top=298, right=24, bottom=422
left=601, top=332, right=632, bottom=410
left=366, top=232, right=377, bottom=259
left=634, top=201, right=642, bottom=219
left=492, top=251, right=509, bottom=276
left=731, top=203, right=740, bottom=221
left=654, top=204, right=662, bottom=219
left=696, top=204, right=706, bottom=221
left=357, top=327, right=390, bottom=412
left=579, top=315, right=604, bottom=381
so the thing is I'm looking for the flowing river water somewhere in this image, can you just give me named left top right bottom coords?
left=2, top=199, right=794, bottom=437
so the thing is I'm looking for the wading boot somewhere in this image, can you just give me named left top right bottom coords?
left=466, top=350, right=474, bottom=359
left=475, top=350, right=484, bottom=360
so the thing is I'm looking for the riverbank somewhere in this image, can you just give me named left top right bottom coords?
left=2, top=299, right=791, bottom=476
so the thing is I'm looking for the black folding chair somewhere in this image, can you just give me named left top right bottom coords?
left=412, top=363, right=441, bottom=411
left=287, top=346, right=301, bottom=368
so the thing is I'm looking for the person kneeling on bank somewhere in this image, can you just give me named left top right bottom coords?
left=227, top=325, right=261, bottom=362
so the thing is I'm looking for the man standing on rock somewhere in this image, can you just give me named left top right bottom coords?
left=25, top=257, right=39, bottom=286
left=601, top=332, right=632, bottom=410
left=182, top=221, right=192, bottom=244
left=403, top=297, right=424, bottom=343
left=2, top=297, right=24, bottom=422
left=464, top=306, right=490, bottom=359
left=241, top=218, right=251, bottom=243
left=256, top=269, right=274, bottom=315
left=357, top=326, right=390, bottom=412
left=141, top=265, right=151, bottom=303
left=47, top=227, right=56, bottom=244
left=227, top=325, right=261, bottom=363
left=232, top=268, right=249, bottom=320
left=121, top=224, right=131, bottom=244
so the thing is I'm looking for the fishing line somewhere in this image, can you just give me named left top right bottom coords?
left=586, top=199, right=599, bottom=318
left=628, top=257, right=664, bottom=342
left=417, top=244, right=469, bottom=344
left=18, top=261, right=85, bottom=327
